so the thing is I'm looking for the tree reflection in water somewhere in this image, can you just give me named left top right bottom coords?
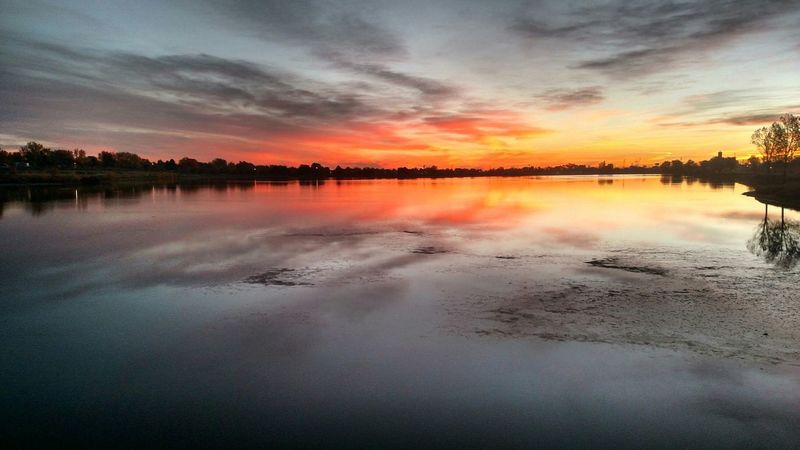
left=747, top=204, right=800, bottom=269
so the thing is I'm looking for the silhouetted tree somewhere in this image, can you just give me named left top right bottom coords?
left=210, top=158, right=228, bottom=171
left=51, top=149, right=75, bottom=168
left=99, top=151, right=117, bottom=168
left=19, top=141, right=50, bottom=167
left=746, top=155, right=761, bottom=173
left=778, top=114, right=800, bottom=182
left=701, top=152, right=737, bottom=174
left=752, top=115, right=799, bottom=181
left=234, top=161, right=255, bottom=174
left=85, top=155, right=99, bottom=167
left=178, top=157, right=200, bottom=172
left=115, top=152, right=150, bottom=169
left=73, top=149, right=89, bottom=167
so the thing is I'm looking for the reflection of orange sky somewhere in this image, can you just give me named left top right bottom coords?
left=115, top=175, right=766, bottom=252
left=27, top=176, right=778, bottom=253
left=12, top=176, right=790, bottom=255
left=234, top=176, right=754, bottom=236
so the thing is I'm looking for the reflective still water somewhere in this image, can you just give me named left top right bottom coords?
left=1, top=176, right=799, bottom=448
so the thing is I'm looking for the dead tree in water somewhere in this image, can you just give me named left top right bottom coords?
left=747, top=204, right=800, bottom=269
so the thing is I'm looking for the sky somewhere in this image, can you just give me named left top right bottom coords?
left=1, top=0, right=799, bottom=168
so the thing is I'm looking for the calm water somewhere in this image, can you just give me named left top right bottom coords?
left=1, top=176, right=799, bottom=448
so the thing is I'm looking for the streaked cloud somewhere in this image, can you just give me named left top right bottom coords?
left=513, top=0, right=799, bottom=78
left=536, top=87, right=605, bottom=111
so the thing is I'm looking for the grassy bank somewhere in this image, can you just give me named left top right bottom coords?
left=0, top=169, right=244, bottom=186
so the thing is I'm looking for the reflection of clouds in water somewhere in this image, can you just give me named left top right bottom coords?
left=315, top=278, right=412, bottom=319
left=660, top=217, right=738, bottom=245
left=541, top=226, right=598, bottom=249
left=4, top=181, right=800, bottom=447
left=687, top=361, right=800, bottom=432
left=13, top=225, right=456, bottom=306
left=34, top=329, right=797, bottom=448
left=419, top=200, right=533, bottom=229
left=713, top=210, right=771, bottom=221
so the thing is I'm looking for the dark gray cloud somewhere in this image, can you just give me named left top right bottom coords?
left=659, top=109, right=800, bottom=128
left=103, top=51, right=379, bottom=120
left=678, top=90, right=761, bottom=115
left=193, top=1, right=461, bottom=100
left=198, top=0, right=407, bottom=59
left=707, top=114, right=789, bottom=126
left=656, top=89, right=800, bottom=127
left=0, top=0, right=465, bottom=158
left=320, top=51, right=458, bottom=100
left=4, top=34, right=381, bottom=117
left=513, top=0, right=800, bottom=78
left=536, top=86, right=604, bottom=111
left=0, top=34, right=411, bottom=155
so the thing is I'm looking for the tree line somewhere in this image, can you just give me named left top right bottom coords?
left=0, top=143, right=656, bottom=178
left=1, top=114, right=798, bottom=180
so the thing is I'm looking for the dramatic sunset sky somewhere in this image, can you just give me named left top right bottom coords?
left=1, top=0, right=799, bottom=167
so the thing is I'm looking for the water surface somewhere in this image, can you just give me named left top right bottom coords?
left=1, top=176, right=799, bottom=448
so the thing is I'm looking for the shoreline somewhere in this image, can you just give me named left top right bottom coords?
left=741, top=182, right=800, bottom=210
left=0, top=168, right=762, bottom=184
